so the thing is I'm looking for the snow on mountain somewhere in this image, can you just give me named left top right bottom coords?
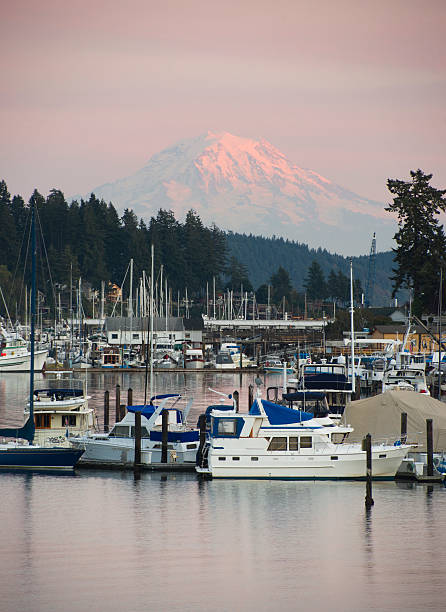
left=83, top=131, right=395, bottom=255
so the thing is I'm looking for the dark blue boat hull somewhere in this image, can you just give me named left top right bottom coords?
left=0, top=447, right=84, bottom=470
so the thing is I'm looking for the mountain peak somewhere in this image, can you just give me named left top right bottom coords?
left=84, top=131, right=395, bottom=255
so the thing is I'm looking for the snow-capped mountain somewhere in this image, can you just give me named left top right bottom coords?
left=83, top=131, right=395, bottom=255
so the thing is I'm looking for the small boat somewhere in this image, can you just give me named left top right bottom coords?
left=196, top=396, right=410, bottom=479
left=262, top=357, right=294, bottom=374
left=71, top=393, right=199, bottom=466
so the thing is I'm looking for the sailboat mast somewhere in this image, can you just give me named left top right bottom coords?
left=150, top=244, right=154, bottom=398
left=350, top=260, right=356, bottom=395
left=29, top=196, right=37, bottom=442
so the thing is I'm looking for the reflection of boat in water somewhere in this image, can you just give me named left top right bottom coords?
left=71, top=394, right=199, bottom=465
left=24, top=377, right=96, bottom=447
left=196, top=397, right=410, bottom=479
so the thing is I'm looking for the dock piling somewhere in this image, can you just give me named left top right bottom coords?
left=248, top=384, right=254, bottom=409
left=365, top=433, right=374, bottom=508
left=134, top=409, right=141, bottom=471
left=426, top=419, right=434, bottom=477
left=115, top=384, right=121, bottom=422
left=127, top=387, right=133, bottom=407
left=161, top=409, right=169, bottom=463
left=233, top=390, right=239, bottom=413
left=197, top=414, right=206, bottom=467
left=104, top=390, right=109, bottom=432
left=400, top=412, right=407, bottom=444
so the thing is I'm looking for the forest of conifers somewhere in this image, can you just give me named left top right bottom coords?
left=0, top=180, right=397, bottom=312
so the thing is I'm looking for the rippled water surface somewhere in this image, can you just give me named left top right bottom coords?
left=1, top=371, right=445, bottom=612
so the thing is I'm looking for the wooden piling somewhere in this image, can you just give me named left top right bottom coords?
left=104, top=390, right=109, bottom=432
left=365, top=433, right=374, bottom=507
left=400, top=412, right=407, bottom=444
left=426, top=418, right=434, bottom=477
left=120, top=404, right=126, bottom=421
left=134, top=409, right=141, bottom=471
left=248, top=384, right=254, bottom=409
left=115, top=384, right=121, bottom=422
left=161, top=409, right=169, bottom=463
left=197, top=413, right=206, bottom=467
left=127, top=387, right=133, bottom=407
left=233, top=390, right=239, bottom=413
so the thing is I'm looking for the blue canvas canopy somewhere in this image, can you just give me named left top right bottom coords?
left=249, top=399, right=313, bottom=424
left=127, top=405, right=182, bottom=424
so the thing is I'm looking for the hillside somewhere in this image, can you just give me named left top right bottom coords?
left=226, top=232, right=398, bottom=306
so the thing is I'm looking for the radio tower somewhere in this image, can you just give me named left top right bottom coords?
left=364, top=233, right=376, bottom=308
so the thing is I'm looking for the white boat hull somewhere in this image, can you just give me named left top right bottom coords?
left=204, top=446, right=408, bottom=479
left=0, top=349, right=47, bottom=371
left=71, top=437, right=197, bottom=465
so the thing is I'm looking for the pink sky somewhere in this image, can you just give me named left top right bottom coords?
left=1, top=0, right=445, bottom=206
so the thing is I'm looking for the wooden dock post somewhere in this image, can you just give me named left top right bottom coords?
left=104, top=390, right=109, bottom=432
left=233, top=390, right=239, bottom=413
left=426, top=418, right=434, bottom=477
left=401, top=412, right=407, bottom=444
left=134, top=409, right=141, bottom=471
left=248, top=384, right=254, bottom=409
left=197, top=413, right=206, bottom=467
left=120, top=404, right=126, bottom=421
left=127, top=387, right=133, bottom=407
left=365, top=433, right=374, bottom=508
left=161, top=409, right=169, bottom=463
left=115, top=384, right=121, bottom=422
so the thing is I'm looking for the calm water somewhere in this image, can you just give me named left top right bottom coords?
left=1, top=371, right=446, bottom=612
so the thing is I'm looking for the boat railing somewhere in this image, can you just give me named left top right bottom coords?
left=35, top=378, right=85, bottom=393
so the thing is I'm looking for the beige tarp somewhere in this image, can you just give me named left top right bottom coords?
left=342, top=391, right=446, bottom=451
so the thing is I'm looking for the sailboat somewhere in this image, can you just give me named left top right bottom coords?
left=0, top=196, right=84, bottom=470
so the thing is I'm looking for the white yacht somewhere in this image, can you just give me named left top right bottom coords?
left=71, top=394, right=199, bottom=465
left=24, top=377, right=95, bottom=447
left=0, top=325, right=47, bottom=371
left=196, top=397, right=410, bottom=479
left=382, top=367, right=430, bottom=394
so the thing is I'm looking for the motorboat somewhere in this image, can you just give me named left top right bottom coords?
left=0, top=325, right=47, bottom=371
left=196, top=397, right=411, bottom=479
left=71, top=394, right=199, bottom=465
left=382, top=367, right=430, bottom=394
left=294, top=362, right=353, bottom=415
left=24, top=377, right=96, bottom=447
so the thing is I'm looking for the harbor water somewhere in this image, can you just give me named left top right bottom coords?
left=1, top=371, right=446, bottom=612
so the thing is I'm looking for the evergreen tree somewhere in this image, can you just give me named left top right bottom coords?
left=270, top=266, right=292, bottom=303
left=0, top=181, right=18, bottom=270
left=303, top=261, right=326, bottom=300
left=385, top=169, right=446, bottom=313
left=226, top=256, right=253, bottom=292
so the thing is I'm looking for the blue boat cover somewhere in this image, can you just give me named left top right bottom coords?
left=205, top=405, right=234, bottom=417
left=150, top=430, right=199, bottom=443
left=249, top=400, right=313, bottom=424
left=283, top=391, right=326, bottom=401
left=127, top=405, right=182, bottom=424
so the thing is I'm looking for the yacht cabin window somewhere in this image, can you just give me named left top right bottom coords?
left=300, top=436, right=312, bottom=449
left=217, top=419, right=238, bottom=436
left=267, top=437, right=287, bottom=451
left=109, top=425, right=130, bottom=437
